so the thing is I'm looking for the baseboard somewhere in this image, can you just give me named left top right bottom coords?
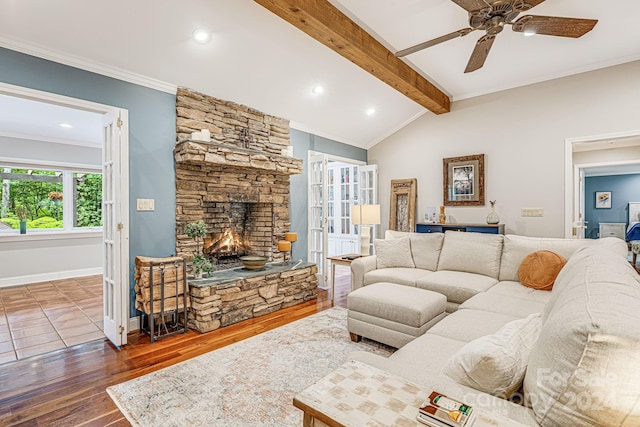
left=128, top=316, right=140, bottom=333
left=0, top=267, right=103, bottom=288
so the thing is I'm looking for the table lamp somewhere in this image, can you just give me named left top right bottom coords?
left=351, top=204, right=381, bottom=256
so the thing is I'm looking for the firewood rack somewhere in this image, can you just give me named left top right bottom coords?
left=137, top=256, right=189, bottom=343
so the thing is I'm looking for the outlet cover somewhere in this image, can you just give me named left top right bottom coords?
left=521, top=208, right=543, bottom=217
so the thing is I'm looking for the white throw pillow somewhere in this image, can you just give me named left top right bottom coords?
left=374, top=238, right=415, bottom=269
left=443, top=313, right=542, bottom=398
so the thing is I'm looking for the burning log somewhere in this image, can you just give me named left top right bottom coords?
left=205, top=229, right=252, bottom=258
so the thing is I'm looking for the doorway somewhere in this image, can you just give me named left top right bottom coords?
left=308, top=151, right=376, bottom=288
left=565, top=130, right=640, bottom=238
left=0, top=82, right=129, bottom=348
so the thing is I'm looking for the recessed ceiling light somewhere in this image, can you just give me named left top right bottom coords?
left=192, top=29, right=211, bottom=44
left=59, top=123, right=73, bottom=128
left=366, top=108, right=376, bottom=116
left=311, top=85, right=324, bottom=95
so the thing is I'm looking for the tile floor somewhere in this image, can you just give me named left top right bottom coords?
left=0, top=275, right=104, bottom=364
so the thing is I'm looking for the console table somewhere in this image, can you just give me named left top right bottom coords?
left=416, top=223, right=505, bottom=234
left=293, top=360, right=525, bottom=427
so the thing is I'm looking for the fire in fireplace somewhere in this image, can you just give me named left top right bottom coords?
left=204, top=229, right=252, bottom=268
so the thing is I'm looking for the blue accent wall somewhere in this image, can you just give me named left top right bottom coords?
left=290, top=129, right=367, bottom=261
left=584, top=173, right=640, bottom=238
left=1, top=47, right=177, bottom=317
left=0, top=47, right=368, bottom=316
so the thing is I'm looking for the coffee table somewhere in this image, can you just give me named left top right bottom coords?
left=293, top=360, right=527, bottom=427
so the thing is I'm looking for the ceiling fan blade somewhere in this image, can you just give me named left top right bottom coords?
left=512, top=15, right=598, bottom=38
left=451, top=0, right=490, bottom=13
left=395, top=28, right=474, bottom=57
left=465, top=35, right=495, bottom=73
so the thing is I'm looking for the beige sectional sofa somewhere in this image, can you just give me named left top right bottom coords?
left=347, top=231, right=640, bottom=426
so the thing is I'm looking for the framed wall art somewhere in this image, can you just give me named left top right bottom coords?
left=595, top=191, right=612, bottom=209
left=389, top=178, right=417, bottom=232
left=443, top=154, right=485, bottom=206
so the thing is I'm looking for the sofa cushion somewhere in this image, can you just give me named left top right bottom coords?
left=459, top=292, right=547, bottom=318
left=517, top=250, right=566, bottom=291
left=524, top=246, right=640, bottom=426
left=498, top=235, right=627, bottom=282
left=364, top=268, right=430, bottom=287
left=485, top=281, right=552, bottom=304
left=427, top=309, right=519, bottom=343
left=375, top=237, right=415, bottom=269
left=416, top=270, right=498, bottom=304
left=437, top=231, right=503, bottom=279
left=385, top=230, right=444, bottom=271
left=444, top=313, right=542, bottom=398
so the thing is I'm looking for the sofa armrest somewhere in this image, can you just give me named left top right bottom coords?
left=351, top=255, right=377, bottom=291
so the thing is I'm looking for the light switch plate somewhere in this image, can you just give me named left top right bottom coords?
left=521, top=208, right=543, bottom=217
left=136, top=198, right=155, bottom=211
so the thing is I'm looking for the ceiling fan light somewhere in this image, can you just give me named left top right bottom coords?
left=523, top=29, right=536, bottom=37
left=192, top=29, right=211, bottom=44
left=366, top=108, right=376, bottom=116
left=311, top=85, right=324, bottom=95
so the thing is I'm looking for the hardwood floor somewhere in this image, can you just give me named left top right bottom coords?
left=0, top=270, right=351, bottom=426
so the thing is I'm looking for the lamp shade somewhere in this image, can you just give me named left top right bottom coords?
left=352, top=204, right=380, bottom=225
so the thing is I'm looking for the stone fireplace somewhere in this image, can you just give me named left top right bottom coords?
left=173, top=88, right=316, bottom=333
left=174, top=88, right=303, bottom=270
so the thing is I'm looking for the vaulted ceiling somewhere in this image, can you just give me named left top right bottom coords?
left=0, top=0, right=639, bottom=148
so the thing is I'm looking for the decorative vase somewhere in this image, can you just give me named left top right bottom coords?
left=438, top=206, right=446, bottom=224
left=486, top=200, right=500, bottom=224
left=19, top=221, right=26, bottom=234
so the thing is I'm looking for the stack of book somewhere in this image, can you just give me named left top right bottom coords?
left=416, top=391, right=476, bottom=427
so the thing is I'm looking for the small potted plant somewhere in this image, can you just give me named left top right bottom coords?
left=16, top=205, right=28, bottom=234
left=185, top=220, right=212, bottom=278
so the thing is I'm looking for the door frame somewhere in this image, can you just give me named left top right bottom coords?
left=564, top=129, right=640, bottom=238
left=307, top=150, right=366, bottom=287
left=0, top=82, right=130, bottom=344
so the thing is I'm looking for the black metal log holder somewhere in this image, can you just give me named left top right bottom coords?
left=140, top=258, right=188, bottom=343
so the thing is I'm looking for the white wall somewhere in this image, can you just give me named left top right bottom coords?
left=0, top=137, right=102, bottom=286
left=369, top=61, right=640, bottom=238
left=0, top=235, right=102, bottom=286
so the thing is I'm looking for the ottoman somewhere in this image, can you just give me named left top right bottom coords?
left=347, top=282, right=447, bottom=348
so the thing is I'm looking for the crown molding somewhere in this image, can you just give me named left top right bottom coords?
left=0, top=35, right=177, bottom=95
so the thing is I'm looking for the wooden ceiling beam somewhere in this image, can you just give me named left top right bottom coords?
left=253, top=0, right=451, bottom=114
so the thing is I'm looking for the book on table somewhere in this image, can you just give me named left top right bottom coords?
left=416, top=391, right=475, bottom=427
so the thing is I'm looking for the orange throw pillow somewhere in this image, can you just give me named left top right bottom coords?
left=517, top=250, right=567, bottom=291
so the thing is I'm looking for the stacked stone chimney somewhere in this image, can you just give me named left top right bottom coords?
left=174, top=88, right=302, bottom=269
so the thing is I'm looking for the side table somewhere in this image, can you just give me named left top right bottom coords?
left=327, top=254, right=361, bottom=302
left=293, top=360, right=527, bottom=427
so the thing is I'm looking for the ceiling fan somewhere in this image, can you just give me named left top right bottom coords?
left=395, top=0, right=598, bottom=73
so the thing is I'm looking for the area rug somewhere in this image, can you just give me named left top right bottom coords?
left=107, top=307, right=394, bottom=426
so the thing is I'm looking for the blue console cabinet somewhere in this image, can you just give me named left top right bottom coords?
left=416, top=223, right=505, bottom=234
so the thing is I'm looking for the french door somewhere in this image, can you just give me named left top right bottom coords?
left=308, top=152, right=376, bottom=289
left=308, top=153, right=329, bottom=288
left=102, top=113, right=129, bottom=347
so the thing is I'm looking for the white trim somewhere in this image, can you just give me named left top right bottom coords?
left=564, top=129, right=640, bottom=238
left=0, top=131, right=101, bottom=149
left=128, top=316, right=141, bottom=333
left=0, top=267, right=102, bottom=288
left=0, top=36, right=177, bottom=95
left=0, top=156, right=100, bottom=173
left=365, top=109, right=428, bottom=149
left=0, top=230, right=101, bottom=242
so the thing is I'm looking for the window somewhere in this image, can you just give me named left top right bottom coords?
left=0, top=166, right=102, bottom=233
